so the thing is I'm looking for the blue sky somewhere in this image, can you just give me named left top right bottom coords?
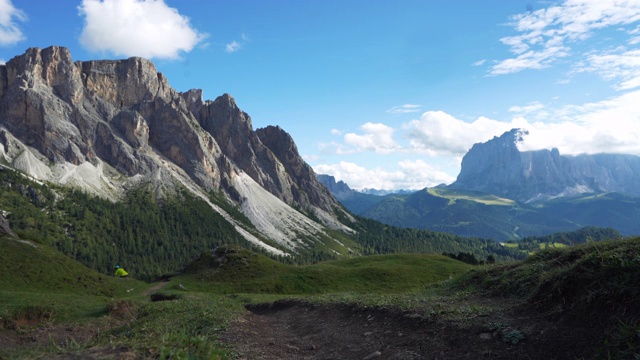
left=2, top=0, right=640, bottom=190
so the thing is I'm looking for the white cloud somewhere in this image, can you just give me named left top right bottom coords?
left=0, top=0, right=26, bottom=46
left=330, top=128, right=343, bottom=135
left=342, top=122, right=399, bottom=154
left=491, top=46, right=570, bottom=75
left=492, top=0, right=640, bottom=75
left=225, top=33, right=249, bottom=53
left=225, top=41, right=241, bottom=53
left=472, top=59, right=487, bottom=66
left=404, top=91, right=640, bottom=157
left=579, top=48, right=640, bottom=90
left=78, top=0, right=206, bottom=59
left=403, top=111, right=520, bottom=156
left=314, top=160, right=454, bottom=191
left=325, top=88, right=640, bottom=160
left=397, top=159, right=456, bottom=187
left=316, top=88, right=640, bottom=190
left=508, top=101, right=545, bottom=113
left=386, top=104, right=422, bottom=114
left=520, top=89, right=640, bottom=155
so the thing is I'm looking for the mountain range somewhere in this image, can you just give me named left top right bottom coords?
left=0, top=45, right=633, bottom=272
left=0, top=46, right=353, bottom=256
left=0, top=47, right=636, bottom=360
left=319, top=129, right=640, bottom=240
left=450, top=128, right=640, bottom=203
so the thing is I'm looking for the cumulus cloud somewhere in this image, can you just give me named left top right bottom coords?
left=342, top=122, right=399, bottom=154
left=492, top=0, right=640, bottom=76
left=386, top=104, right=422, bottom=114
left=0, top=0, right=26, bottom=46
left=313, top=160, right=455, bottom=191
left=403, top=111, right=521, bottom=156
left=78, top=0, right=206, bottom=59
left=403, top=90, right=640, bottom=157
left=519, top=89, right=640, bottom=155
left=316, top=87, right=640, bottom=190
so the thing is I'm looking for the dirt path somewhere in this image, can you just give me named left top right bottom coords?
left=142, top=280, right=170, bottom=296
left=220, top=300, right=601, bottom=360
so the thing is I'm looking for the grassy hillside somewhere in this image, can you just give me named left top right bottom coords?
left=465, top=237, right=640, bottom=310
left=0, top=236, right=142, bottom=295
left=0, top=234, right=245, bottom=359
left=2, top=233, right=639, bottom=358
left=360, top=188, right=577, bottom=240
left=539, top=192, right=640, bottom=235
left=462, top=237, right=640, bottom=359
left=427, top=187, right=516, bottom=206
left=0, top=235, right=149, bottom=337
left=352, top=187, right=640, bottom=240
left=178, top=245, right=472, bottom=294
left=0, top=167, right=529, bottom=280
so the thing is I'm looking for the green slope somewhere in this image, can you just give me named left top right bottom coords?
left=464, top=237, right=640, bottom=316
left=178, top=245, right=473, bottom=294
left=539, top=192, right=640, bottom=235
left=354, top=187, right=640, bottom=240
left=0, top=235, right=142, bottom=296
left=361, top=188, right=576, bottom=240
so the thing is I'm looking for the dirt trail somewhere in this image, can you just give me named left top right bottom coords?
left=220, top=300, right=601, bottom=360
left=142, top=280, right=169, bottom=296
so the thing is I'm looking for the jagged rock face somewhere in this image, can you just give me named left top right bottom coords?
left=450, top=128, right=640, bottom=202
left=317, top=174, right=356, bottom=201
left=0, top=46, right=347, bottom=247
left=0, top=46, right=222, bottom=186
left=186, top=92, right=341, bottom=213
left=256, top=125, right=337, bottom=212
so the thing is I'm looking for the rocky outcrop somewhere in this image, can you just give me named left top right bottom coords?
left=450, top=129, right=640, bottom=202
left=0, top=46, right=349, bottom=250
left=256, top=125, right=336, bottom=212
left=0, top=210, right=17, bottom=238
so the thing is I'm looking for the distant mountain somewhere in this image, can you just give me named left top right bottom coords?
left=358, top=188, right=576, bottom=240
left=319, top=129, right=640, bottom=240
left=322, top=181, right=640, bottom=240
left=316, top=175, right=412, bottom=197
left=449, top=129, right=640, bottom=203
left=316, top=174, right=385, bottom=214
left=360, top=188, right=414, bottom=196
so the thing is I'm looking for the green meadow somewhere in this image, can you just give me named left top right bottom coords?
left=2, top=235, right=639, bottom=359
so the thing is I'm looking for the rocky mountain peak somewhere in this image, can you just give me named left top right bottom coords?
left=0, top=46, right=351, bottom=253
left=450, top=129, right=640, bottom=202
left=80, top=55, right=171, bottom=108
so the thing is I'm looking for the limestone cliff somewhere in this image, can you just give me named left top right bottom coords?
left=450, top=129, right=640, bottom=202
left=0, top=46, right=350, bottom=253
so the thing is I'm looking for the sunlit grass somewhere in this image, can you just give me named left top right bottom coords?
left=175, top=247, right=473, bottom=295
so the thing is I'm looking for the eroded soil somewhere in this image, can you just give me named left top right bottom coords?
left=0, top=295, right=614, bottom=359
left=221, top=299, right=605, bottom=360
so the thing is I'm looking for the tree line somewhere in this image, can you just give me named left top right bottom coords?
left=1, top=167, right=619, bottom=281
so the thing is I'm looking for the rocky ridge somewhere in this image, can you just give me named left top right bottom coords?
left=0, top=46, right=352, bottom=254
left=450, top=128, right=640, bottom=202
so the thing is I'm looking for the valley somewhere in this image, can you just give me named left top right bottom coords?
left=0, top=44, right=638, bottom=359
